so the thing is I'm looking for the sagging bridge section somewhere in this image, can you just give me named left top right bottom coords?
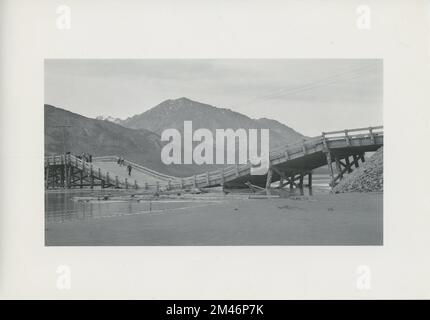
left=45, top=126, right=383, bottom=193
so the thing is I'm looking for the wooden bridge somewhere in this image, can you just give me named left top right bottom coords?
left=45, top=126, right=383, bottom=193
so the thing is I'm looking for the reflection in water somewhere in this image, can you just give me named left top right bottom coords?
left=45, top=176, right=331, bottom=224
left=45, top=190, right=224, bottom=223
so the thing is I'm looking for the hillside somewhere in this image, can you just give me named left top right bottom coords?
left=45, top=105, right=198, bottom=177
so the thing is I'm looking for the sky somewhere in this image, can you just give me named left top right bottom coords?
left=45, top=59, right=382, bottom=136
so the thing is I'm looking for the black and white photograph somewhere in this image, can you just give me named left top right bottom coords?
left=2, top=0, right=429, bottom=303
left=45, top=59, right=383, bottom=246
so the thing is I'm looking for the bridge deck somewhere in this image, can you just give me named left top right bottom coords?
left=45, top=126, right=383, bottom=190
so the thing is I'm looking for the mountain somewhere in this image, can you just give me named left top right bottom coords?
left=45, top=104, right=198, bottom=177
left=45, top=98, right=306, bottom=177
left=95, top=115, right=123, bottom=124
left=119, top=97, right=304, bottom=147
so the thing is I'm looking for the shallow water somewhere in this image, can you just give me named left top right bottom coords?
left=45, top=176, right=331, bottom=224
left=45, top=190, right=226, bottom=223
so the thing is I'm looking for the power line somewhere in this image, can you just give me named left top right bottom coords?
left=233, top=63, right=377, bottom=108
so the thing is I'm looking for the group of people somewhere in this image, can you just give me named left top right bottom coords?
left=117, top=156, right=133, bottom=176
left=77, top=152, right=92, bottom=163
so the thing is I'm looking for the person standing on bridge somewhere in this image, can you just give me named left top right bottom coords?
left=127, top=164, right=132, bottom=176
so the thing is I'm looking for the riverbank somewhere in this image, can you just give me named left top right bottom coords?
left=46, top=192, right=382, bottom=246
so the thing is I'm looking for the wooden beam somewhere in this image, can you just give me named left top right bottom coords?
left=45, top=162, right=50, bottom=189
left=345, top=156, right=352, bottom=173
left=353, top=154, right=360, bottom=168
left=334, top=155, right=343, bottom=181
left=333, top=166, right=350, bottom=183
left=299, top=173, right=304, bottom=196
left=90, top=165, right=94, bottom=189
left=325, top=152, right=335, bottom=188
left=265, top=167, right=273, bottom=195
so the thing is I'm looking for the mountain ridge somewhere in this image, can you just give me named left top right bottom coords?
left=110, top=97, right=305, bottom=147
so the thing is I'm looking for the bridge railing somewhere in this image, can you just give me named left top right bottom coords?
left=322, top=125, right=383, bottom=147
left=322, top=126, right=383, bottom=140
left=121, top=159, right=177, bottom=181
left=45, top=154, right=142, bottom=189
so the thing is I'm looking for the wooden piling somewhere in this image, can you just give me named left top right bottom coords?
left=325, top=152, right=335, bottom=188
left=265, top=167, right=273, bottom=195
left=353, top=154, right=359, bottom=168
left=345, top=156, right=352, bottom=173
left=79, top=170, right=83, bottom=188
left=90, top=165, right=94, bottom=189
left=62, top=155, right=66, bottom=189
left=299, top=173, right=304, bottom=196
left=45, top=162, right=50, bottom=189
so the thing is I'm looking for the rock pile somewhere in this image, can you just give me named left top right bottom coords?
left=333, top=147, right=383, bottom=193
